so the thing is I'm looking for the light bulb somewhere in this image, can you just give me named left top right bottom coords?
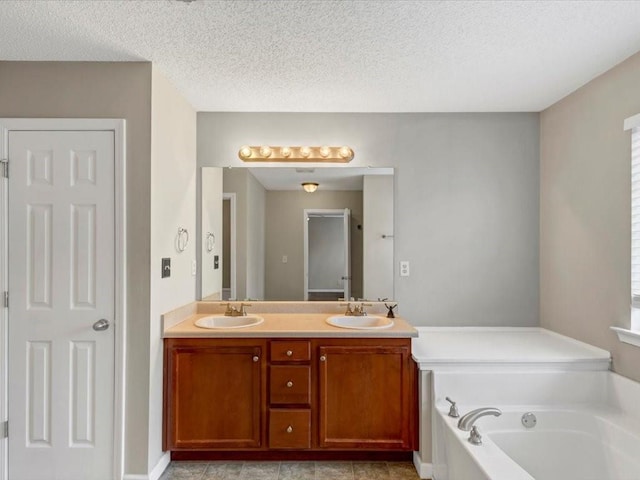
left=239, top=146, right=252, bottom=159
left=300, top=146, right=311, bottom=158
left=281, top=146, right=291, bottom=158
left=339, top=146, right=352, bottom=159
left=260, top=146, right=272, bottom=158
left=319, top=146, right=330, bottom=158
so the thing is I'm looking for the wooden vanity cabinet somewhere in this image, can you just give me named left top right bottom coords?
left=315, top=338, right=417, bottom=450
left=164, top=336, right=417, bottom=455
left=163, top=338, right=267, bottom=450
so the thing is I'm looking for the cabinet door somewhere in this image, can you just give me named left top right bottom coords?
left=317, top=341, right=416, bottom=450
left=164, top=339, right=266, bottom=450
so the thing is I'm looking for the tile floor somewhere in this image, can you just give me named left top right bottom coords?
left=160, top=461, right=422, bottom=480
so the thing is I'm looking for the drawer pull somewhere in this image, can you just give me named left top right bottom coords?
left=252, top=356, right=259, bottom=362
left=286, top=381, right=293, bottom=388
left=286, top=350, right=293, bottom=357
left=320, top=355, right=326, bottom=362
left=286, top=425, right=293, bottom=433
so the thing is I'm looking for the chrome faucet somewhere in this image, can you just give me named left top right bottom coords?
left=457, top=407, right=502, bottom=446
left=223, top=302, right=252, bottom=317
left=457, top=407, right=502, bottom=431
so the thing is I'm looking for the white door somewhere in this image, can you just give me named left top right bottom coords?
left=8, top=131, right=115, bottom=480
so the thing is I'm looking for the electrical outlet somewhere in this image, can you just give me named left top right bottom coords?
left=400, top=261, right=410, bottom=277
left=191, top=260, right=197, bottom=276
left=161, top=258, right=171, bottom=278
left=282, top=255, right=288, bottom=264
left=214, top=255, right=219, bottom=269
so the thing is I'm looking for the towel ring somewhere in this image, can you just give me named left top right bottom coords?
left=177, top=228, right=189, bottom=252
left=206, top=232, right=215, bottom=252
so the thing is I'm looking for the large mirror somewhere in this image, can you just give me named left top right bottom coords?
left=198, top=167, right=394, bottom=301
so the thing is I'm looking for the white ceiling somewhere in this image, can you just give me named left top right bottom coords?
left=248, top=166, right=393, bottom=191
left=2, top=1, right=640, bottom=112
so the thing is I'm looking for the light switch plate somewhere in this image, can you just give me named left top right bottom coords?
left=162, top=258, right=171, bottom=278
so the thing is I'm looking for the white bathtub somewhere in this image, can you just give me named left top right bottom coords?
left=432, top=371, right=640, bottom=480
left=436, top=406, right=640, bottom=480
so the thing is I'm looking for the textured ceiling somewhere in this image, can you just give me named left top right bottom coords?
left=248, top=167, right=393, bottom=191
left=2, top=0, right=640, bottom=112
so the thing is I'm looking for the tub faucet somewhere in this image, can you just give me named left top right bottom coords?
left=457, top=407, right=502, bottom=431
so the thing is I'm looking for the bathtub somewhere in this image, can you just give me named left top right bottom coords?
left=436, top=406, right=640, bottom=480
left=432, top=371, right=640, bottom=480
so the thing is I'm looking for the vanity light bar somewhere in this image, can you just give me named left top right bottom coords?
left=238, top=146, right=354, bottom=163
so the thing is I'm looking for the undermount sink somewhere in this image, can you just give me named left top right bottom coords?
left=326, top=315, right=394, bottom=330
left=194, top=315, right=264, bottom=329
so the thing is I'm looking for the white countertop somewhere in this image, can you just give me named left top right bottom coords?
left=411, top=327, right=611, bottom=371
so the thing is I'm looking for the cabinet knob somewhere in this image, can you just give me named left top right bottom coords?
left=286, top=381, right=293, bottom=388
left=286, top=350, right=293, bottom=357
left=252, top=356, right=259, bottom=362
left=286, top=425, right=293, bottom=433
left=320, top=355, right=326, bottom=362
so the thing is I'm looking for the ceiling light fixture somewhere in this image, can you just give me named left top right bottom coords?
left=238, top=146, right=354, bottom=163
left=302, top=182, right=319, bottom=193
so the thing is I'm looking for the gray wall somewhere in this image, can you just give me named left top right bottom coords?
left=540, top=50, right=640, bottom=383
left=198, top=112, right=540, bottom=326
left=363, top=175, right=394, bottom=301
left=264, top=191, right=363, bottom=300
left=222, top=168, right=266, bottom=300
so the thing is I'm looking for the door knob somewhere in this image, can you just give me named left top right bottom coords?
left=92, top=319, right=110, bottom=331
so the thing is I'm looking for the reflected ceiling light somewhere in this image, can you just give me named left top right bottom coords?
left=237, top=146, right=354, bottom=162
left=302, top=182, right=319, bottom=193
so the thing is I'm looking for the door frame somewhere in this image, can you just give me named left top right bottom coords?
left=222, top=192, right=237, bottom=301
left=0, top=118, right=127, bottom=480
left=303, top=208, right=351, bottom=301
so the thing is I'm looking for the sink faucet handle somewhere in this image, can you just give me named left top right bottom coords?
left=224, top=302, right=234, bottom=316
left=357, top=302, right=372, bottom=316
left=239, top=303, right=251, bottom=316
left=445, top=397, right=460, bottom=418
left=340, top=303, right=354, bottom=315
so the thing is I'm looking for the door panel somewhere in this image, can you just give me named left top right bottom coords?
left=8, top=130, right=115, bottom=480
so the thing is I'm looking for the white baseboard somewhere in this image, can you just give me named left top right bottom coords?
left=123, top=452, right=170, bottom=480
left=413, top=451, right=433, bottom=479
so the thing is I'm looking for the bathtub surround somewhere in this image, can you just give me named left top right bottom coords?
left=411, top=327, right=610, bottom=479
left=540, top=49, right=640, bottom=383
left=432, top=371, right=640, bottom=480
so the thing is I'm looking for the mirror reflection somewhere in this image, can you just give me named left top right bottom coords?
left=199, top=167, right=394, bottom=301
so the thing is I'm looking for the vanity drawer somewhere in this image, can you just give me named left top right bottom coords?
left=269, top=409, right=311, bottom=449
left=270, top=341, right=311, bottom=362
left=270, top=365, right=311, bottom=405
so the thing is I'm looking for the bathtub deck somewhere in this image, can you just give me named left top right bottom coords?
left=412, top=327, right=610, bottom=371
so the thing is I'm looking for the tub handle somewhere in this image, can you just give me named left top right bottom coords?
left=469, top=426, right=483, bottom=445
left=445, top=397, right=459, bottom=418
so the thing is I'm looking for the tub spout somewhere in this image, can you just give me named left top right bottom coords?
left=457, top=407, right=502, bottom=431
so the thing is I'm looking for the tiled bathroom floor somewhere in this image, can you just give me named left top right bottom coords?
left=159, top=461, right=422, bottom=480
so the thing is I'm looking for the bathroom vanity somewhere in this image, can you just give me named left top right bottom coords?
left=162, top=302, right=418, bottom=460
